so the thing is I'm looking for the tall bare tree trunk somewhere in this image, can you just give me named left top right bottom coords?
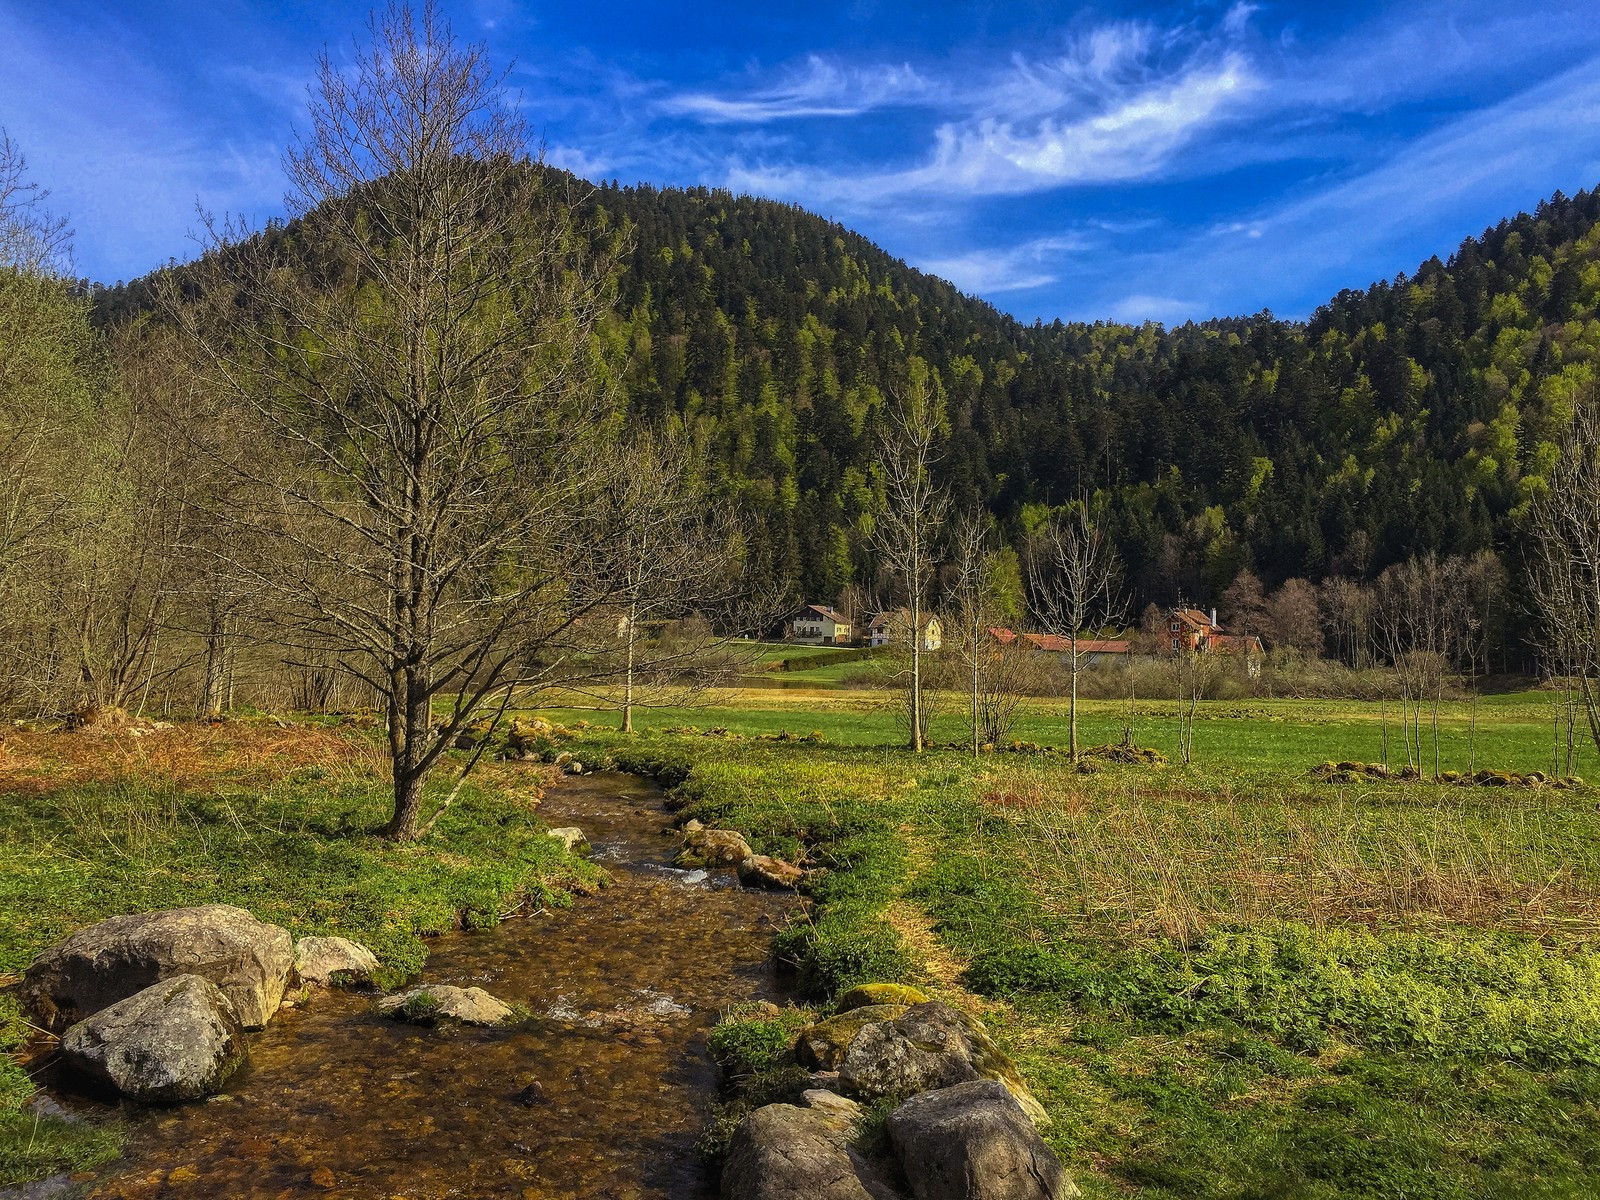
left=1068, top=635, right=1080, bottom=761
left=622, top=605, right=637, bottom=734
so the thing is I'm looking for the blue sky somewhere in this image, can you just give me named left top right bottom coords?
left=4, top=1, right=1600, bottom=324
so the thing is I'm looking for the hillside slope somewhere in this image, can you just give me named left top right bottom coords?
left=100, top=174, right=1600, bottom=610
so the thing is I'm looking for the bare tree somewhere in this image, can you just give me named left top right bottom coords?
left=1373, top=555, right=1462, bottom=776
left=871, top=361, right=946, bottom=752
left=1169, top=644, right=1219, bottom=766
left=948, top=511, right=1042, bottom=755
left=950, top=511, right=989, bottom=759
left=1029, top=499, right=1123, bottom=760
left=1529, top=396, right=1600, bottom=766
left=571, top=428, right=745, bottom=733
left=1267, top=578, right=1322, bottom=657
left=1220, top=568, right=1267, bottom=648
left=0, top=133, right=96, bottom=712
left=0, top=130, right=72, bottom=274
left=163, top=3, right=622, bottom=839
left=1319, top=576, right=1372, bottom=668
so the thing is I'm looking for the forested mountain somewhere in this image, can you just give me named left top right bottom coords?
left=98, top=174, right=1600, bottom=617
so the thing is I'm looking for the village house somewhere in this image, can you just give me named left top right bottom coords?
left=1166, top=607, right=1264, bottom=658
left=986, top=628, right=1131, bottom=665
left=788, top=604, right=853, bottom=645
left=868, top=609, right=943, bottom=651
left=1167, top=606, right=1264, bottom=674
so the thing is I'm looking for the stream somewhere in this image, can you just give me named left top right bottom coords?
left=30, top=771, right=796, bottom=1199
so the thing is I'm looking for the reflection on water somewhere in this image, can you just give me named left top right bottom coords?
left=35, top=772, right=795, bottom=1200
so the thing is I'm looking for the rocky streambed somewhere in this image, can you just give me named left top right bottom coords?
left=13, top=771, right=795, bottom=1199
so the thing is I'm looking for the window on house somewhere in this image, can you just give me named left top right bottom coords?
left=1171, top=638, right=1179, bottom=651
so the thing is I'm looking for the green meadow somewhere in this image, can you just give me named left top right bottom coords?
left=543, top=680, right=1600, bottom=1198
left=4, top=681, right=1598, bottom=1195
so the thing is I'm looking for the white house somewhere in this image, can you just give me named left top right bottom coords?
left=868, top=609, right=943, bottom=651
left=789, top=604, right=853, bottom=645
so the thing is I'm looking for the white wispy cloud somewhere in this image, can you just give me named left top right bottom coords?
left=1090, top=52, right=1600, bottom=323
left=721, top=17, right=1258, bottom=204
left=0, top=5, right=287, bottom=278
left=917, top=234, right=1087, bottom=295
left=1272, top=0, right=1600, bottom=112
left=658, top=55, right=927, bottom=123
left=1106, top=293, right=1205, bottom=325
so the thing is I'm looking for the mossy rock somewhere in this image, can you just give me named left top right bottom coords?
left=836, top=983, right=929, bottom=1012
left=795, top=1003, right=910, bottom=1071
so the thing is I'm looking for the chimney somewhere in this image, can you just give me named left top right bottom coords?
left=1210, top=607, right=1218, bottom=628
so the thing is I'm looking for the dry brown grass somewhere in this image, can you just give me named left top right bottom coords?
left=984, top=770, right=1600, bottom=946
left=0, top=719, right=385, bottom=797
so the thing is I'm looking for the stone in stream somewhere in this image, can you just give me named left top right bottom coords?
left=886, top=1080, right=1078, bottom=1200
left=546, top=826, right=591, bottom=855
left=675, top=824, right=753, bottom=869
left=796, top=1004, right=911, bottom=1071
left=515, top=1079, right=551, bottom=1106
left=22, top=904, right=294, bottom=1032
left=839, top=1002, right=1050, bottom=1128
left=59, top=974, right=246, bottom=1102
left=737, top=854, right=805, bottom=889
left=378, top=984, right=515, bottom=1026
left=721, top=1090, right=903, bottom=1200
left=293, top=936, right=379, bottom=987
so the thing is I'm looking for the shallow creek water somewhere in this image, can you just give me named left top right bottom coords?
left=41, top=772, right=796, bottom=1200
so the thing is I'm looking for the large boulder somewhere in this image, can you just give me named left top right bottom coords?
left=796, top=1005, right=911, bottom=1071
left=379, top=984, right=514, bottom=1026
left=676, top=824, right=753, bottom=869
left=839, top=1003, right=1049, bottom=1127
left=886, top=1080, right=1078, bottom=1200
left=721, top=1092, right=902, bottom=1200
left=293, top=936, right=379, bottom=987
left=738, top=854, right=805, bottom=890
left=22, top=904, right=294, bottom=1032
left=59, top=974, right=246, bottom=1103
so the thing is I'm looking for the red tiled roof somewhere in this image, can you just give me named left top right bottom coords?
left=1018, top=633, right=1130, bottom=654
left=1173, top=608, right=1220, bottom=632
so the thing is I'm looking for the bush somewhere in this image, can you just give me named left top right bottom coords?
left=706, top=1006, right=812, bottom=1079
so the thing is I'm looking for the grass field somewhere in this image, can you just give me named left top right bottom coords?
left=3, top=679, right=1598, bottom=1194
left=544, top=681, right=1600, bottom=1198
left=546, top=686, right=1581, bottom=775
